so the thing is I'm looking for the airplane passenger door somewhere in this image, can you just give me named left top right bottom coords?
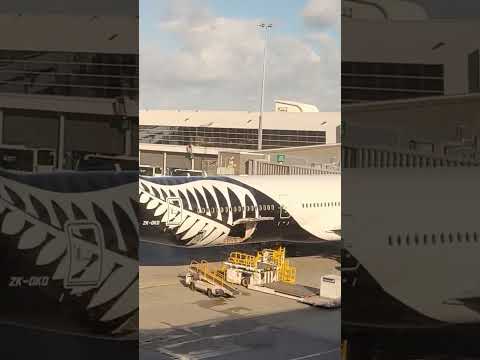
left=278, top=195, right=291, bottom=220
left=167, top=197, right=183, bottom=226
left=65, top=221, right=104, bottom=289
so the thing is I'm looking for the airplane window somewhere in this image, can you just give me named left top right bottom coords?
left=406, top=235, right=410, bottom=246
left=388, top=235, right=392, bottom=246
left=423, top=234, right=428, bottom=245
left=474, top=232, right=478, bottom=242
left=440, top=233, right=445, bottom=244
left=449, top=233, right=453, bottom=243
left=431, top=234, right=436, bottom=245
left=457, top=232, right=462, bottom=242
left=414, top=234, right=419, bottom=245
left=397, top=235, right=401, bottom=246
left=465, top=232, right=470, bottom=242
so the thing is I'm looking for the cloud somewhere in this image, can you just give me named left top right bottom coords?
left=302, top=0, right=340, bottom=30
left=140, top=0, right=340, bottom=111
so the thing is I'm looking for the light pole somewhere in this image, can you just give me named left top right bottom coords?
left=257, top=23, right=272, bottom=151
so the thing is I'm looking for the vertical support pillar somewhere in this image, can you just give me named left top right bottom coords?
left=163, top=152, right=167, bottom=175
left=58, top=114, right=65, bottom=170
left=124, top=124, right=132, bottom=156
left=0, top=109, right=3, bottom=145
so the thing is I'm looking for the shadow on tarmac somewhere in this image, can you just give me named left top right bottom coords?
left=140, top=307, right=340, bottom=360
left=140, top=238, right=341, bottom=266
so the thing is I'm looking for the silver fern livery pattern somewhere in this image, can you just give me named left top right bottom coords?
left=139, top=175, right=341, bottom=247
left=0, top=170, right=138, bottom=338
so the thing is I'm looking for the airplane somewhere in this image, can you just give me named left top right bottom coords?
left=342, top=167, right=480, bottom=346
left=139, top=174, right=341, bottom=247
left=0, top=169, right=138, bottom=341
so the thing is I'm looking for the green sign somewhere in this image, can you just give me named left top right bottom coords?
left=276, top=154, right=285, bottom=163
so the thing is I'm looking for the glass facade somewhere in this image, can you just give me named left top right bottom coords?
left=468, top=50, right=479, bottom=93
left=140, top=125, right=326, bottom=150
left=342, top=61, right=444, bottom=103
left=0, top=50, right=138, bottom=100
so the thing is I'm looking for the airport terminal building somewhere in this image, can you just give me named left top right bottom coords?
left=342, top=0, right=480, bottom=104
left=139, top=101, right=341, bottom=175
left=0, top=14, right=138, bottom=172
left=341, top=0, right=480, bottom=166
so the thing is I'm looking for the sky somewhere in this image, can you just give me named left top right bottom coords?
left=1, top=0, right=478, bottom=111
left=140, top=0, right=341, bottom=112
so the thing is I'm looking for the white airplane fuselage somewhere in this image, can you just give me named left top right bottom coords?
left=139, top=175, right=341, bottom=247
left=343, top=168, right=480, bottom=329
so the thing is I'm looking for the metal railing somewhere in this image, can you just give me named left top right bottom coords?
left=342, top=146, right=480, bottom=169
left=189, top=260, right=237, bottom=293
left=246, top=159, right=340, bottom=175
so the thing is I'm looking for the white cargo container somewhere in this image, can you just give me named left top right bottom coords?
left=320, top=274, right=341, bottom=300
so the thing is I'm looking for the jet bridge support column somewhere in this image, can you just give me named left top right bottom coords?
left=0, top=109, right=3, bottom=145
left=57, top=114, right=65, bottom=170
left=163, top=152, right=167, bottom=175
left=124, top=125, right=132, bottom=156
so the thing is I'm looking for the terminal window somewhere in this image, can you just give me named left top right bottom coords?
left=139, top=126, right=326, bottom=150
left=342, top=61, right=444, bottom=103
left=0, top=50, right=138, bottom=99
left=469, top=50, right=479, bottom=93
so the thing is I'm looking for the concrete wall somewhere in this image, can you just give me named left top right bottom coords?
left=3, top=110, right=59, bottom=148
left=140, top=150, right=217, bottom=174
left=261, top=145, right=341, bottom=167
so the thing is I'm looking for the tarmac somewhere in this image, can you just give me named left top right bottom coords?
left=140, top=243, right=341, bottom=360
